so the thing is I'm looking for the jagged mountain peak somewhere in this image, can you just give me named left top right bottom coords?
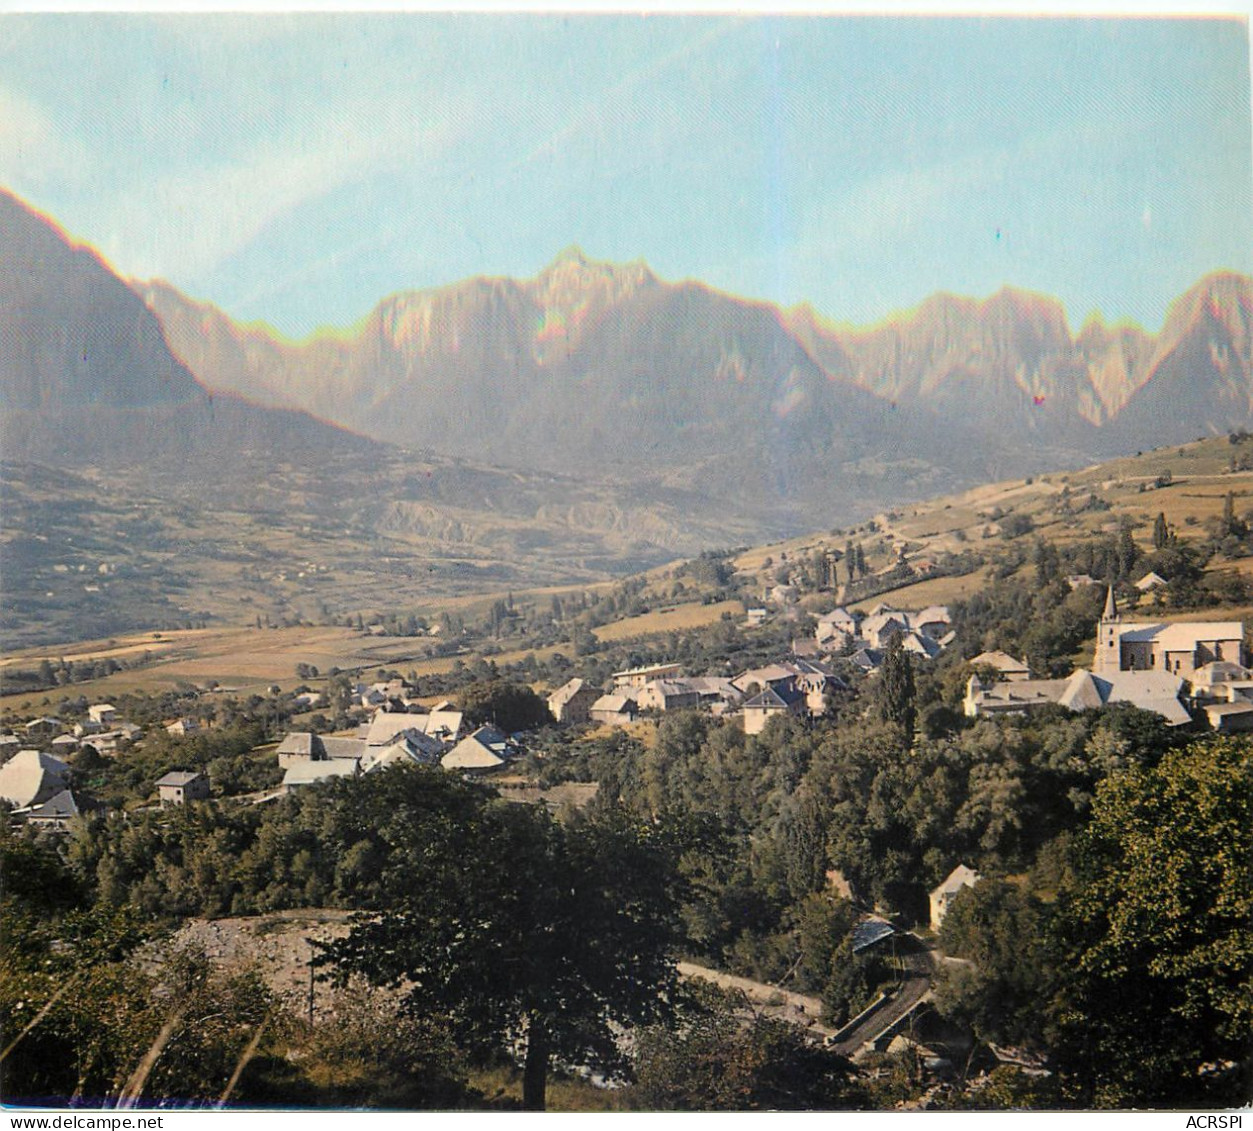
left=0, top=189, right=203, bottom=412
left=0, top=188, right=372, bottom=467
left=979, top=285, right=1071, bottom=336
left=549, top=243, right=591, bottom=267
left=1159, top=270, right=1253, bottom=346
left=531, top=244, right=656, bottom=308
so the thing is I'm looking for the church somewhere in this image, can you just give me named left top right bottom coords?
left=1092, top=587, right=1245, bottom=678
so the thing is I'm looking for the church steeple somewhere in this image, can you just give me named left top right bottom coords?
left=1094, top=585, right=1122, bottom=675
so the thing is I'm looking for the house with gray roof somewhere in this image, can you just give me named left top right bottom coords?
left=547, top=678, right=601, bottom=724
left=731, top=664, right=797, bottom=697
left=1094, top=587, right=1244, bottom=678
left=363, top=710, right=425, bottom=748
left=1202, top=701, right=1253, bottom=734
left=276, top=731, right=368, bottom=768
left=282, top=758, right=360, bottom=792
left=155, top=771, right=210, bottom=807
left=815, top=606, right=860, bottom=648
left=742, top=685, right=806, bottom=736
left=88, top=704, right=118, bottom=728
left=442, top=725, right=515, bottom=773
left=612, top=662, right=683, bottom=690
left=23, top=717, right=62, bottom=741
left=416, top=705, right=464, bottom=744
left=964, top=668, right=1191, bottom=727
left=589, top=693, right=638, bottom=728
left=360, top=731, right=443, bottom=771
left=969, top=651, right=1031, bottom=681
left=636, top=679, right=701, bottom=713
left=19, top=788, right=98, bottom=831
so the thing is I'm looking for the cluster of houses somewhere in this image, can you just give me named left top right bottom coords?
left=273, top=692, right=524, bottom=791
left=963, top=588, right=1250, bottom=731
left=548, top=657, right=853, bottom=737
left=0, top=698, right=226, bottom=827
left=814, top=603, right=954, bottom=670
left=0, top=702, right=156, bottom=829
left=6, top=587, right=1249, bottom=829
left=544, top=603, right=955, bottom=737
left=2, top=703, right=147, bottom=759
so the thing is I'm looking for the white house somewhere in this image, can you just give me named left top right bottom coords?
left=87, top=704, right=118, bottom=728
left=930, top=864, right=981, bottom=931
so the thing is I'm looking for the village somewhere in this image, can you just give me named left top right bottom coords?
left=4, top=571, right=1249, bottom=827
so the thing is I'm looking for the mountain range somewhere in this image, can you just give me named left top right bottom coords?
left=137, top=250, right=1001, bottom=527
left=4, top=184, right=1253, bottom=545
left=138, top=242, right=1252, bottom=507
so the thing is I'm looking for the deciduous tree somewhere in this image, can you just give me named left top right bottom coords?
left=1051, top=738, right=1253, bottom=1107
left=318, top=769, right=686, bottom=1110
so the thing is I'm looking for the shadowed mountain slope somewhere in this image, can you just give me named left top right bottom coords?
left=0, top=190, right=374, bottom=472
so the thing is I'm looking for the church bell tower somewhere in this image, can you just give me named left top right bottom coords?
left=1094, top=585, right=1122, bottom=675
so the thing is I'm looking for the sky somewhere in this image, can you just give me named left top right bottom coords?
left=0, top=12, right=1249, bottom=339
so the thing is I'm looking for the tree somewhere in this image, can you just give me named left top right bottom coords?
left=933, top=879, right=1055, bottom=1049
left=1115, top=524, right=1139, bottom=579
left=873, top=632, right=915, bottom=740
left=629, top=982, right=859, bottom=1110
left=1051, top=738, right=1253, bottom=1107
left=1033, top=538, right=1060, bottom=586
left=318, top=769, right=687, bottom=1110
left=457, top=679, right=553, bottom=733
left=1152, top=512, right=1170, bottom=551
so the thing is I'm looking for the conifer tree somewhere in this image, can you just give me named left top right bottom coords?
left=874, top=631, right=915, bottom=739
left=1152, top=512, right=1170, bottom=551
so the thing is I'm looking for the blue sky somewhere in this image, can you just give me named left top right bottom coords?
left=0, top=13, right=1249, bottom=338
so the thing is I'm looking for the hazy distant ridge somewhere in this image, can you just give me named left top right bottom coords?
left=140, top=246, right=1253, bottom=481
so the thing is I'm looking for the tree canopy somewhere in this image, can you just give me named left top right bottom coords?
left=315, top=767, right=687, bottom=1109
left=1051, top=738, right=1253, bottom=1107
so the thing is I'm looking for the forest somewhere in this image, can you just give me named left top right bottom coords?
left=3, top=701, right=1249, bottom=1110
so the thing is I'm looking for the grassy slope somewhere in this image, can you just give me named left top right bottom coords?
left=736, top=435, right=1253, bottom=611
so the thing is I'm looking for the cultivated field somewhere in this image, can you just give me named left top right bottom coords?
left=592, top=599, right=743, bottom=642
